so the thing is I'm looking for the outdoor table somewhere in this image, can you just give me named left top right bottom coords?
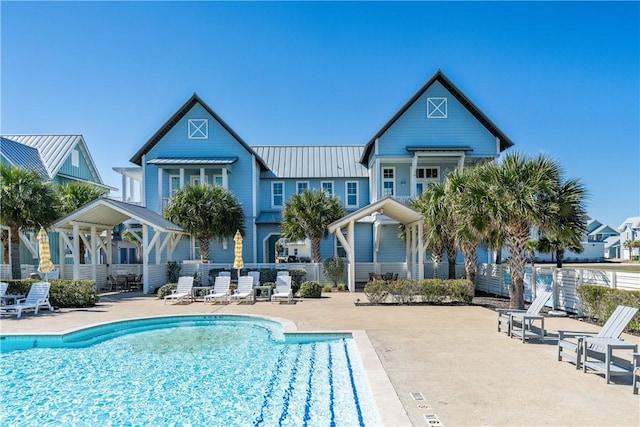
left=582, top=337, right=638, bottom=383
left=192, top=286, right=213, bottom=301
left=0, top=294, right=25, bottom=306
left=253, top=285, right=272, bottom=302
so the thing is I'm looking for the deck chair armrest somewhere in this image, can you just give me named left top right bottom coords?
left=557, top=330, right=597, bottom=339
left=496, top=308, right=525, bottom=314
left=15, top=297, right=27, bottom=304
left=512, top=313, right=543, bottom=320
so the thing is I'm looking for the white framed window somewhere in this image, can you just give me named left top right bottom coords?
left=346, top=181, right=358, bottom=208
left=335, top=230, right=347, bottom=258
left=188, top=119, right=209, bottom=139
left=296, top=181, right=309, bottom=194
left=169, top=175, right=180, bottom=197
left=427, top=97, right=447, bottom=118
left=190, top=175, right=207, bottom=185
left=382, top=167, right=395, bottom=196
left=415, top=167, right=439, bottom=195
left=272, top=181, right=284, bottom=207
left=71, top=149, right=79, bottom=167
left=213, top=174, right=223, bottom=187
left=321, top=181, right=334, bottom=196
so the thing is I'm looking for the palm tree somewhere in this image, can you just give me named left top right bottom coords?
left=164, top=184, right=245, bottom=262
left=464, top=153, right=585, bottom=309
left=526, top=239, right=539, bottom=267
left=122, top=229, right=143, bottom=263
left=56, top=182, right=107, bottom=264
left=281, top=189, right=345, bottom=263
left=411, top=182, right=458, bottom=279
left=0, top=165, right=59, bottom=279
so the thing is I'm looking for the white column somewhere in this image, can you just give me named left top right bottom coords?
left=458, top=154, right=466, bottom=170
left=142, top=224, right=149, bottom=294
left=347, top=221, right=355, bottom=292
left=157, top=167, right=163, bottom=212
left=411, top=153, right=418, bottom=198
left=91, top=227, right=98, bottom=282
left=121, top=174, right=128, bottom=202
left=58, top=232, right=65, bottom=279
left=73, top=224, right=80, bottom=279
left=200, top=168, right=205, bottom=185
left=417, top=221, right=424, bottom=280
left=222, top=168, right=228, bottom=189
left=128, top=176, right=135, bottom=202
left=179, top=168, right=185, bottom=188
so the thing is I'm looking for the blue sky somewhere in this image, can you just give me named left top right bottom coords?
left=2, top=1, right=638, bottom=229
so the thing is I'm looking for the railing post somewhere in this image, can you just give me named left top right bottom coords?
left=552, top=268, right=559, bottom=310
left=611, top=271, right=617, bottom=289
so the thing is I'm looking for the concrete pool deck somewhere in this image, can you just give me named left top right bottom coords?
left=1, top=291, right=638, bottom=426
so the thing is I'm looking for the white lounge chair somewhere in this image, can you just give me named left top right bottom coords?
left=276, top=270, right=289, bottom=277
left=558, top=305, right=638, bottom=382
left=0, top=282, right=8, bottom=298
left=2, top=282, right=53, bottom=318
left=271, top=275, right=293, bottom=304
left=203, top=276, right=231, bottom=305
left=248, top=271, right=260, bottom=287
left=231, top=276, right=254, bottom=304
left=496, top=290, right=553, bottom=343
left=164, top=276, right=194, bottom=305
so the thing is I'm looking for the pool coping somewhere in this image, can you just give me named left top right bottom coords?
left=1, top=312, right=410, bottom=427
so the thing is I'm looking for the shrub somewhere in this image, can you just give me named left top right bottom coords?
left=336, top=283, right=346, bottom=292
left=364, top=280, right=388, bottom=304
left=416, top=279, right=444, bottom=303
left=445, top=279, right=475, bottom=303
left=387, top=279, right=417, bottom=304
left=289, top=269, right=307, bottom=295
left=3, top=279, right=99, bottom=308
left=166, top=261, right=181, bottom=283
left=299, top=281, right=322, bottom=298
left=156, top=283, right=177, bottom=299
left=577, top=285, right=640, bottom=331
left=322, top=284, right=334, bottom=293
left=323, top=257, right=345, bottom=286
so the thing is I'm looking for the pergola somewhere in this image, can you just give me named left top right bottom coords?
left=52, top=197, right=185, bottom=293
left=328, top=196, right=424, bottom=292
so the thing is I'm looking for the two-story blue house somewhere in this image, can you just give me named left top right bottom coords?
left=114, top=70, right=514, bottom=290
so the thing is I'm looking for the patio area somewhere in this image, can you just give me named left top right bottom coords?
left=1, top=291, right=638, bottom=426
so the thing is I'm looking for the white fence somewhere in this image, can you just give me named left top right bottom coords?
left=476, top=264, right=640, bottom=314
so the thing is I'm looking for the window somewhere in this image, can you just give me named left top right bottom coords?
left=346, top=181, right=358, bottom=208
left=272, top=181, right=284, bottom=207
left=427, top=97, right=447, bottom=118
left=188, top=119, right=208, bottom=139
left=213, top=174, right=223, bottom=187
left=382, top=168, right=394, bottom=196
left=321, top=181, right=334, bottom=196
left=415, top=167, right=439, bottom=195
left=71, top=149, right=79, bottom=167
left=296, top=181, right=309, bottom=194
left=190, top=175, right=206, bottom=185
left=336, top=231, right=347, bottom=258
left=169, top=175, right=180, bottom=197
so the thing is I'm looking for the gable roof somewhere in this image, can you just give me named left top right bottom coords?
left=360, top=70, right=515, bottom=164
left=618, top=216, right=640, bottom=231
left=129, top=93, right=269, bottom=170
left=52, top=197, right=184, bottom=233
left=253, top=145, right=368, bottom=178
left=328, top=196, right=423, bottom=233
left=1, top=134, right=104, bottom=184
left=1, top=137, right=49, bottom=178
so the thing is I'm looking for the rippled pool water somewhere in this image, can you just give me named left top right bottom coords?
left=0, top=316, right=380, bottom=426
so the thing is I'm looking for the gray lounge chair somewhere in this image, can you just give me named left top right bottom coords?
left=1, top=282, right=53, bottom=318
left=558, top=305, right=638, bottom=379
left=496, top=290, right=553, bottom=343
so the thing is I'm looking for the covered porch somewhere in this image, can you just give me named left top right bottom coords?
left=328, top=196, right=425, bottom=292
left=52, top=197, right=185, bottom=293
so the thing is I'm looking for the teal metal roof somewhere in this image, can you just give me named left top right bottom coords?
left=256, top=211, right=282, bottom=224
left=0, top=137, right=48, bottom=177
left=253, top=146, right=367, bottom=178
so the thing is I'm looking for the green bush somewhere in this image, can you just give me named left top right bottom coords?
left=322, top=284, right=334, bottom=293
left=336, top=283, right=346, bottom=292
left=166, top=261, right=181, bottom=283
left=387, top=279, right=417, bottom=304
left=577, top=285, right=640, bottom=331
left=323, top=257, right=345, bottom=286
left=156, top=283, right=177, bottom=299
left=299, top=281, right=322, bottom=298
left=445, top=279, right=475, bottom=303
left=364, top=280, right=388, bottom=304
left=289, top=269, right=307, bottom=295
left=416, top=279, right=444, bottom=303
left=3, top=279, right=99, bottom=308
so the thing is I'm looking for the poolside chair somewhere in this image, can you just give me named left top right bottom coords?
left=248, top=271, right=260, bottom=287
left=219, top=271, right=231, bottom=277
left=0, top=282, right=8, bottom=298
left=496, top=290, right=553, bottom=343
left=203, top=276, right=231, bottom=305
left=232, top=276, right=254, bottom=304
left=1, top=282, right=53, bottom=318
left=277, top=270, right=289, bottom=277
left=164, top=276, right=194, bottom=305
left=558, top=305, right=639, bottom=372
left=271, top=275, right=293, bottom=304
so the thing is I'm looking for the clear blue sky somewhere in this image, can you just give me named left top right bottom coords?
left=2, top=1, right=638, bottom=229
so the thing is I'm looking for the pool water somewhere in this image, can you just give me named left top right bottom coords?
left=0, top=317, right=381, bottom=426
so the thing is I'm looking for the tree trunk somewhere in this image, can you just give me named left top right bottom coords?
left=555, top=249, right=564, bottom=268
left=311, top=236, right=321, bottom=263
left=462, top=244, right=477, bottom=284
left=1, top=229, right=9, bottom=264
left=506, top=230, right=529, bottom=309
left=10, top=226, right=21, bottom=279
left=446, top=245, right=457, bottom=279
left=199, top=236, right=210, bottom=262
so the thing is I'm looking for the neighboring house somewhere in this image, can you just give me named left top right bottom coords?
left=586, top=218, right=620, bottom=259
left=619, top=216, right=640, bottom=260
left=0, top=135, right=113, bottom=266
left=115, top=70, right=513, bottom=266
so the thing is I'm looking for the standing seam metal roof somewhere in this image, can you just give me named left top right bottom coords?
left=252, top=146, right=368, bottom=178
left=0, top=137, right=49, bottom=178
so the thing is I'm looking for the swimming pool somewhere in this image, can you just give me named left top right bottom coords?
left=0, top=315, right=382, bottom=426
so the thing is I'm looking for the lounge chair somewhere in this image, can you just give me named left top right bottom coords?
left=277, top=270, right=289, bottom=277
left=271, top=275, right=293, bottom=304
left=1, top=282, right=53, bottom=318
left=232, top=276, right=254, bottom=304
left=248, top=271, right=260, bottom=287
left=558, top=305, right=639, bottom=381
left=0, top=282, right=7, bottom=297
left=633, top=353, right=640, bottom=394
left=496, top=290, right=553, bottom=343
left=164, top=276, right=194, bottom=305
left=203, top=276, right=231, bottom=305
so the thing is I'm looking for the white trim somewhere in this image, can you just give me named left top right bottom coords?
left=345, top=180, right=359, bottom=208
left=262, top=232, right=281, bottom=264
left=321, top=180, right=334, bottom=196
left=71, top=149, right=79, bottom=167
left=188, top=118, right=209, bottom=139
left=252, top=155, right=257, bottom=263
left=296, top=181, right=310, bottom=194
left=271, top=181, right=284, bottom=208
left=169, top=174, right=180, bottom=197
left=382, top=166, right=395, bottom=197
left=427, top=97, right=448, bottom=118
